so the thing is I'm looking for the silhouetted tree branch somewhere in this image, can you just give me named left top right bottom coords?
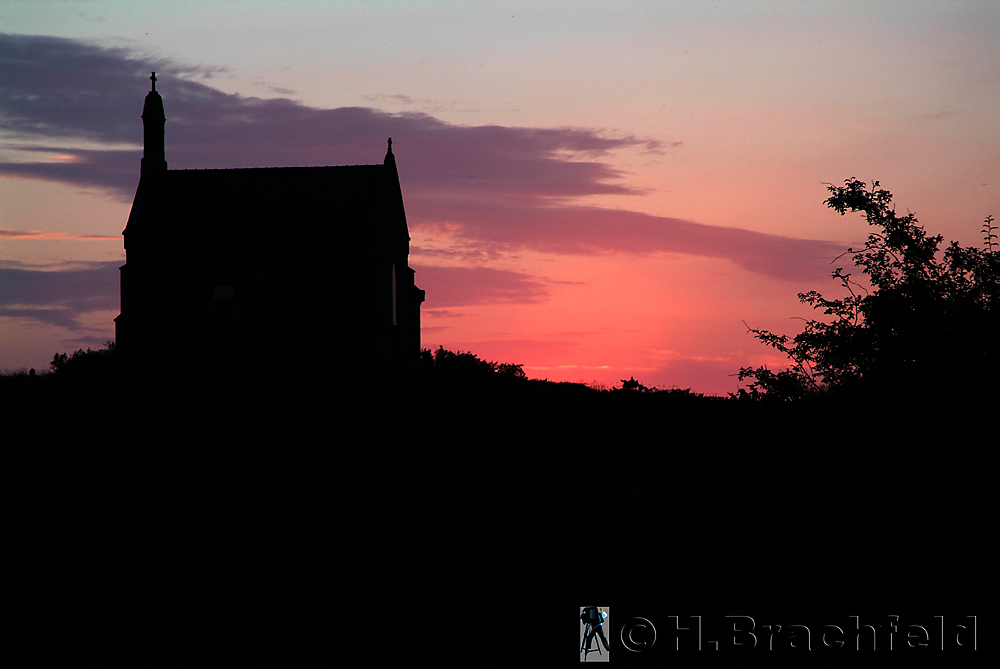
left=737, top=178, right=998, bottom=400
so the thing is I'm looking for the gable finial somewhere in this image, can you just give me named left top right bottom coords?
left=387, top=137, right=392, bottom=153
left=150, top=72, right=157, bottom=92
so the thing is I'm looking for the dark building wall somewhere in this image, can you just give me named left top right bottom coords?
left=121, top=239, right=414, bottom=369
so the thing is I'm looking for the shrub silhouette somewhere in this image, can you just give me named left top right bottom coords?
left=50, top=341, right=118, bottom=378
left=615, top=376, right=652, bottom=392
left=420, top=346, right=526, bottom=379
left=737, top=178, right=998, bottom=400
left=732, top=366, right=811, bottom=402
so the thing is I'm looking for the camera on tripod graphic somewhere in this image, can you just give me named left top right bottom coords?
left=580, top=606, right=610, bottom=661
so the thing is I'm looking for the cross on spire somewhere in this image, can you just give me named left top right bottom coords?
left=150, top=72, right=156, bottom=92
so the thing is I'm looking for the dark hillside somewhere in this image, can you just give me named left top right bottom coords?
left=3, top=362, right=988, bottom=665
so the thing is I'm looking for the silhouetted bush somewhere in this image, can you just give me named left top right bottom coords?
left=732, top=366, right=811, bottom=402
left=418, top=347, right=435, bottom=370
left=613, top=376, right=652, bottom=392
left=737, top=178, right=998, bottom=400
left=420, top=345, right=526, bottom=379
left=49, top=341, right=119, bottom=378
left=604, top=376, right=712, bottom=403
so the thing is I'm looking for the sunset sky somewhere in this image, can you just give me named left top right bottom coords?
left=2, top=1, right=998, bottom=394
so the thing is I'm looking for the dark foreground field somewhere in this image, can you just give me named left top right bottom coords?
left=3, top=370, right=988, bottom=665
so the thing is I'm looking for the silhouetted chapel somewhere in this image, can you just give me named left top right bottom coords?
left=115, top=73, right=424, bottom=369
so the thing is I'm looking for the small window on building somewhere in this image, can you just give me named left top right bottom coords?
left=213, top=286, right=234, bottom=300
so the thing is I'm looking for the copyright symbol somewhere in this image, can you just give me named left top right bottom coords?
left=621, top=617, right=657, bottom=652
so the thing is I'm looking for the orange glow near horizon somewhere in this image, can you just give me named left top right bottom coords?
left=416, top=247, right=824, bottom=395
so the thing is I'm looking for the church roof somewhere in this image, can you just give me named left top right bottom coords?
left=126, top=163, right=396, bottom=244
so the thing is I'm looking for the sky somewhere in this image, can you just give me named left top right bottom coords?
left=1, top=0, right=998, bottom=394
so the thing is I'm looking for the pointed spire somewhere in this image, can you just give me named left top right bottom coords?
left=384, top=137, right=396, bottom=170
left=141, top=72, right=166, bottom=177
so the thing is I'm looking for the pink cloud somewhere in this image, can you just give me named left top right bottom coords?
left=409, top=200, right=846, bottom=283
left=414, top=265, right=552, bottom=309
left=0, top=227, right=118, bottom=240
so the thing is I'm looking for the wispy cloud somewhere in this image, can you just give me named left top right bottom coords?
left=911, top=110, right=958, bottom=122
left=413, top=265, right=552, bottom=309
left=363, top=93, right=415, bottom=105
left=0, top=228, right=118, bottom=240
left=408, top=200, right=844, bottom=283
left=0, top=261, right=119, bottom=330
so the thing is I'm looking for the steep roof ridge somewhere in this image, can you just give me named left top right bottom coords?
left=168, top=164, right=383, bottom=171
